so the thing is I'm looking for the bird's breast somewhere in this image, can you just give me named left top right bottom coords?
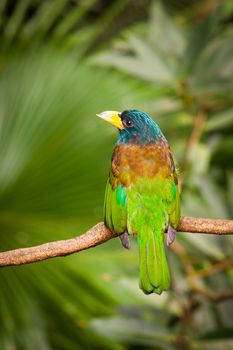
left=111, top=142, right=174, bottom=188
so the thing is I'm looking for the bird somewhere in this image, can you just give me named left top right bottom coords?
left=97, top=109, right=180, bottom=294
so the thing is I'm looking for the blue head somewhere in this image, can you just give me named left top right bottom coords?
left=97, top=109, right=166, bottom=145
left=117, top=109, right=165, bottom=145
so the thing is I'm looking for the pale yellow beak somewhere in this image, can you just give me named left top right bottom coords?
left=96, top=110, right=124, bottom=130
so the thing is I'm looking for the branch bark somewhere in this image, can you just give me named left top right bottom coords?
left=0, top=216, right=233, bottom=268
left=171, top=241, right=233, bottom=303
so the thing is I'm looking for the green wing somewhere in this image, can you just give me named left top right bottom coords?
left=104, top=170, right=127, bottom=234
left=165, top=172, right=180, bottom=229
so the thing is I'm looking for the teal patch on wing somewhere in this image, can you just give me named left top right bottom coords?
left=116, top=185, right=127, bottom=206
left=104, top=178, right=127, bottom=234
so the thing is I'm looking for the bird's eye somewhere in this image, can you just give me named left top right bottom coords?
left=123, top=119, right=133, bottom=128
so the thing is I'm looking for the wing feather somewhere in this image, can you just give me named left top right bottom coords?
left=104, top=171, right=127, bottom=234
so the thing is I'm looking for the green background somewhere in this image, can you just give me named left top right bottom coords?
left=0, top=1, right=233, bottom=349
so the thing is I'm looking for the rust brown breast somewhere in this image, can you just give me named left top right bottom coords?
left=111, top=142, right=176, bottom=188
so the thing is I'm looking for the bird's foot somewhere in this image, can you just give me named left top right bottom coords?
left=167, top=224, right=176, bottom=246
left=119, top=232, right=130, bottom=250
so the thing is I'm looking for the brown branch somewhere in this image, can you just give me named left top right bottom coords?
left=178, top=216, right=233, bottom=235
left=191, top=286, right=233, bottom=303
left=172, top=240, right=233, bottom=303
left=195, top=257, right=233, bottom=278
left=0, top=216, right=233, bottom=268
left=0, top=222, right=117, bottom=268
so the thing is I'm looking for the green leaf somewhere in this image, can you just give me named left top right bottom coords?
left=149, top=1, right=185, bottom=57
left=189, top=28, right=233, bottom=96
left=182, top=5, right=222, bottom=75
left=205, top=108, right=233, bottom=132
left=199, top=328, right=233, bottom=340
left=94, top=34, right=174, bottom=84
left=0, top=49, right=150, bottom=350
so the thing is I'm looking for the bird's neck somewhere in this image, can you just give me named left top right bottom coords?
left=117, top=129, right=166, bottom=145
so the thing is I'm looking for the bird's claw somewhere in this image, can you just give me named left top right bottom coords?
left=167, top=224, right=176, bottom=246
left=119, top=232, right=130, bottom=250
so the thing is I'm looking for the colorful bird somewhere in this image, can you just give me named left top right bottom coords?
left=97, top=110, right=180, bottom=294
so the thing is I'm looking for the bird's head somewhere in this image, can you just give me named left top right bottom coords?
left=97, top=109, right=164, bottom=145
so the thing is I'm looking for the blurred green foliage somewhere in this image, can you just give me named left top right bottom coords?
left=0, top=1, right=233, bottom=350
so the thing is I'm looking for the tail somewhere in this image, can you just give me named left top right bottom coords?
left=137, top=229, right=170, bottom=295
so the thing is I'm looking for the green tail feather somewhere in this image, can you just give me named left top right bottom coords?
left=138, top=230, right=170, bottom=295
